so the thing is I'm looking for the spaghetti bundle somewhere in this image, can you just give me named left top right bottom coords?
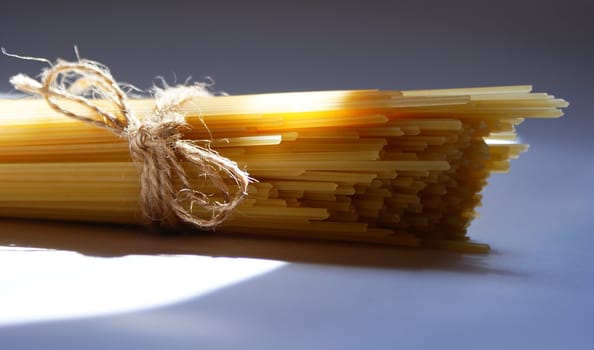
left=0, top=66, right=567, bottom=252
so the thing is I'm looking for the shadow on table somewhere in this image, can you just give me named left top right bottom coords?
left=0, top=219, right=517, bottom=276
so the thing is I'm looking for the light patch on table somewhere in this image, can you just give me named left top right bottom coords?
left=0, top=246, right=286, bottom=326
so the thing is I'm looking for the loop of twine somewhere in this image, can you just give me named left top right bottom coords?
left=9, top=57, right=251, bottom=230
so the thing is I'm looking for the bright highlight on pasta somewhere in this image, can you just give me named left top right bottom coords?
left=0, top=86, right=567, bottom=253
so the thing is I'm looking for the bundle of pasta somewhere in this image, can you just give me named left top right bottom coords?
left=0, top=59, right=567, bottom=253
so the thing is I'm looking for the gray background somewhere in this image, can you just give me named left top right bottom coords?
left=1, top=0, right=593, bottom=349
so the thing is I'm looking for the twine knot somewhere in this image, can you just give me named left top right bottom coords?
left=9, top=56, right=251, bottom=230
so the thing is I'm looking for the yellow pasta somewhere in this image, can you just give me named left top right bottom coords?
left=0, top=86, right=568, bottom=253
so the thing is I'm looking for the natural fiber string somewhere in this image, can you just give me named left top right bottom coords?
left=8, top=56, right=251, bottom=230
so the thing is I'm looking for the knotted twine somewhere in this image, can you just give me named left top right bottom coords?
left=9, top=58, right=251, bottom=230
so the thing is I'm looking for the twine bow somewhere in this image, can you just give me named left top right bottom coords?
left=9, top=57, right=251, bottom=230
